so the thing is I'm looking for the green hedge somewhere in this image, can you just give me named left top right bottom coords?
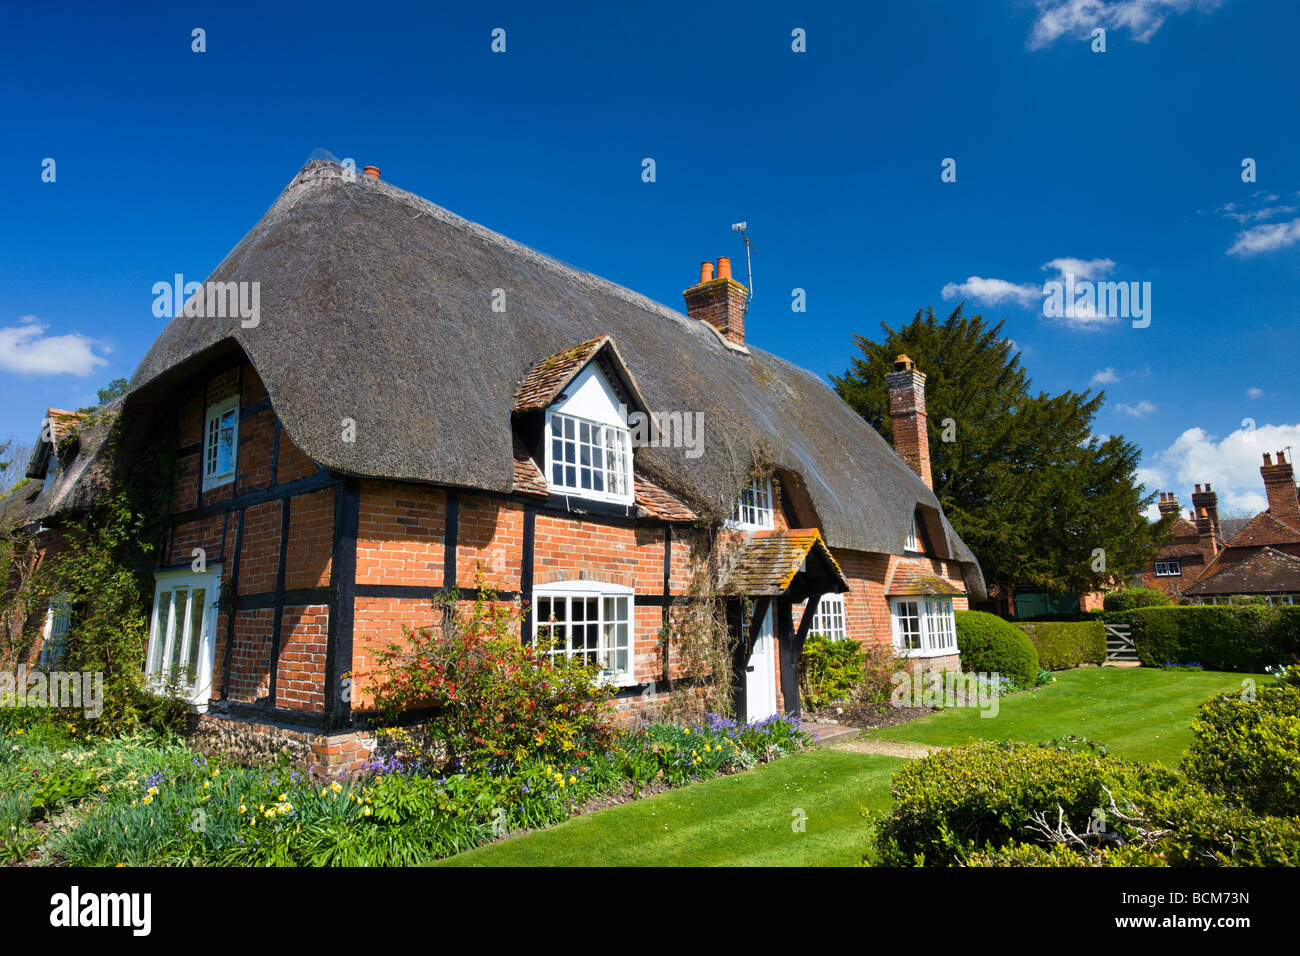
left=875, top=740, right=1300, bottom=867
left=955, top=611, right=1039, bottom=687
left=1102, top=587, right=1173, bottom=611
left=1018, top=621, right=1106, bottom=670
left=1115, top=605, right=1300, bottom=672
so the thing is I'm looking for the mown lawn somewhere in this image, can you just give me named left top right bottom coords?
left=437, top=749, right=906, bottom=867
left=873, top=666, right=1262, bottom=764
left=436, top=667, right=1257, bottom=866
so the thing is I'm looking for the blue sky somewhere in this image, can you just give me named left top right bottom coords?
left=1, top=0, right=1296, bottom=516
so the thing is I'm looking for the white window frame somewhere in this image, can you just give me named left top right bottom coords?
left=37, top=595, right=72, bottom=670
left=905, top=516, right=920, bottom=553
left=544, top=410, right=634, bottom=505
left=728, top=476, right=775, bottom=530
left=145, top=567, right=222, bottom=707
left=810, top=593, right=847, bottom=641
left=890, top=596, right=957, bottom=657
left=532, top=580, right=635, bottom=685
left=1154, top=560, right=1182, bottom=577
left=202, top=396, right=240, bottom=491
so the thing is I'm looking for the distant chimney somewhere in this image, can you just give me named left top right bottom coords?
left=1195, top=507, right=1219, bottom=563
left=1157, top=492, right=1181, bottom=517
left=886, top=355, right=932, bottom=489
left=1261, top=450, right=1300, bottom=528
left=1190, top=483, right=1219, bottom=538
left=683, top=257, right=748, bottom=346
left=363, top=165, right=381, bottom=180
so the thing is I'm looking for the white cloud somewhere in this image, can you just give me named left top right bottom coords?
left=941, top=276, right=1040, bottom=307
left=1227, top=218, right=1300, bottom=257
left=1216, top=198, right=1296, bottom=224
left=1116, top=400, right=1158, bottom=417
left=1043, top=257, right=1115, bottom=281
left=1091, top=367, right=1119, bottom=385
left=1247, top=387, right=1263, bottom=399
left=1138, top=422, right=1300, bottom=520
left=0, top=315, right=109, bottom=376
left=1028, top=0, right=1225, bottom=50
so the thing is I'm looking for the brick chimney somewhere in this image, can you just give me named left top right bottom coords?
left=1157, top=492, right=1180, bottom=517
left=1261, top=450, right=1300, bottom=528
left=1190, top=483, right=1219, bottom=538
left=683, top=257, right=747, bottom=346
left=886, top=354, right=932, bottom=489
left=1195, top=507, right=1219, bottom=563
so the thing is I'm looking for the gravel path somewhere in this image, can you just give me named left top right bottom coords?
left=827, top=737, right=942, bottom=759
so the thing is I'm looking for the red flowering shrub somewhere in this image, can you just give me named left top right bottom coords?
left=369, top=589, right=616, bottom=772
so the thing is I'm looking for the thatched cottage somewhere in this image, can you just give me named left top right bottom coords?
left=6, top=161, right=983, bottom=772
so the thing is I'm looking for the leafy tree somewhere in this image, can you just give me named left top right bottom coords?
left=832, top=304, right=1171, bottom=598
left=77, top=377, right=128, bottom=413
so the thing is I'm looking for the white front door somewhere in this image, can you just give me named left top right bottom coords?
left=744, top=606, right=778, bottom=722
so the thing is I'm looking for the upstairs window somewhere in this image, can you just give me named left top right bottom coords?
left=533, top=581, right=634, bottom=684
left=810, top=593, right=847, bottom=641
left=731, top=476, right=775, bottom=530
left=203, top=396, right=239, bottom=490
left=905, top=516, right=920, bottom=553
left=545, top=412, right=632, bottom=502
left=543, top=362, right=634, bottom=505
left=1154, top=560, right=1181, bottom=577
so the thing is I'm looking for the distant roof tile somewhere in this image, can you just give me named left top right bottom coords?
left=1183, top=547, right=1300, bottom=596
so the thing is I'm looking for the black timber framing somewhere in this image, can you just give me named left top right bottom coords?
left=265, top=495, right=293, bottom=704
left=443, top=491, right=459, bottom=589
left=324, top=478, right=360, bottom=731
left=219, top=508, right=246, bottom=701
left=519, top=503, right=537, bottom=643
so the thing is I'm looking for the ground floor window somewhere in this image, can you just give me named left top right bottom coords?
left=810, top=593, right=847, bottom=641
left=146, top=568, right=221, bottom=704
left=890, top=596, right=957, bottom=656
left=37, top=596, right=72, bottom=670
left=533, top=581, right=634, bottom=683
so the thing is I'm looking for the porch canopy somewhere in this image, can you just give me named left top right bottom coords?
left=721, top=529, right=849, bottom=719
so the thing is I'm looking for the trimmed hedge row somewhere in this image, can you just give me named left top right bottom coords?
left=1017, top=621, right=1106, bottom=670
left=1113, top=605, right=1300, bottom=672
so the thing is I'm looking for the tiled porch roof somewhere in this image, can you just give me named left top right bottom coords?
left=722, top=529, right=848, bottom=596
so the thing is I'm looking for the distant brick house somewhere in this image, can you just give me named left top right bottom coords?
left=3, top=161, right=984, bottom=773
left=1145, top=451, right=1300, bottom=605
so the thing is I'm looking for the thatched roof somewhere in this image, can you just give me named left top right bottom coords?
left=116, top=160, right=982, bottom=593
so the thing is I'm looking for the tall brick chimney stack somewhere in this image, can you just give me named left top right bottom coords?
left=683, top=257, right=748, bottom=346
left=1190, top=483, right=1219, bottom=538
left=886, top=354, right=932, bottom=489
left=1261, top=450, right=1300, bottom=528
left=1157, top=492, right=1181, bottom=517
left=1195, top=507, right=1219, bottom=563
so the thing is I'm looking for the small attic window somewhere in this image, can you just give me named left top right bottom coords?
left=730, top=476, right=775, bottom=530
left=905, top=516, right=921, bottom=553
left=543, top=362, right=633, bottom=505
left=202, top=396, right=239, bottom=491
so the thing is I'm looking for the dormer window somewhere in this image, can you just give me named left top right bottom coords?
left=542, top=361, right=634, bottom=505
left=202, top=396, right=239, bottom=491
left=905, top=516, right=920, bottom=553
left=731, top=476, right=775, bottom=530
left=546, top=412, right=632, bottom=501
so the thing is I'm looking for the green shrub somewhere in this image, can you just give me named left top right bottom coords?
left=875, top=740, right=1300, bottom=867
left=369, top=587, right=616, bottom=773
left=954, top=611, right=1039, bottom=688
left=1103, top=587, right=1173, bottom=611
left=1119, top=605, right=1299, bottom=671
left=1183, top=682, right=1300, bottom=817
left=799, top=634, right=865, bottom=709
left=873, top=740, right=1175, bottom=866
left=1018, top=621, right=1106, bottom=670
